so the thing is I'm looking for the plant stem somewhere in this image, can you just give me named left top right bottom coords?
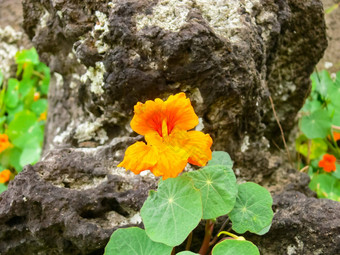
left=209, top=218, right=229, bottom=246
left=171, top=248, right=176, bottom=255
left=199, top=220, right=214, bottom=255
left=185, top=232, right=193, bottom=251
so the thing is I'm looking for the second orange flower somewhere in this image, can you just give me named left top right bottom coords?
left=118, top=93, right=213, bottom=179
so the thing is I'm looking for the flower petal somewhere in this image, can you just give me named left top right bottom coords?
left=185, top=131, right=213, bottom=166
left=130, top=98, right=164, bottom=136
left=150, top=144, right=188, bottom=179
left=118, top=142, right=158, bottom=174
left=164, top=93, right=199, bottom=132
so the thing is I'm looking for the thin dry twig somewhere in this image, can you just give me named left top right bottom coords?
left=269, top=95, right=292, bottom=165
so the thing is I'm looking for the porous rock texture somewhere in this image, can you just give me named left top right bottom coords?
left=0, top=0, right=333, bottom=254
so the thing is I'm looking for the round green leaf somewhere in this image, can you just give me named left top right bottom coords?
left=141, top=176, right=202, bottom=247
left=185, top=165, right=237, bottom=219
left=228, top=182, right=273, bottom=234
left=104, top=227, right=172, bottom=255
left=31, top=99, right=48, bottom=116
left=309, top=174, right=340, bottom=201
left=300, top=109, right=332, bottom=139
left=177, top=252, right=199, bottom=255
left=208, top=151, right=233, bottom=169
left=212, top=239, right=260, bottom=255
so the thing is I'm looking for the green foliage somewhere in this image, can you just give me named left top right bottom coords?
left=212, top=239, right=260, bottom=255
left=106, top=151, right=273, bottom=254
left=207, top=151, right=233, bottom=169
left=228, top=182, right=273, bottom=234
left=185, top=165, right=237, bottom=219
left=141, top=176, right=202, bottom=247
left=296, top=70, right=340, bottom=201
left=309, top=174, right=340, bottom=201
left=104, top=227, right=172, bottom=255
left=0, top=47, right=49, bottom=193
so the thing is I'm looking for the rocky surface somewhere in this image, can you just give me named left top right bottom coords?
left=0, top=0, right=334, bottom=254
left=0, top=140, right=156, bottom=255
left=22, top=0, right=327, bottom=180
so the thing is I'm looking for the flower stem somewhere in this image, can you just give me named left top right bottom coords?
left=185, top=231, right=193, bottom=251
left=199, top=220, right=214, bottom=255
left=209, top=218, right=229, bottom=246
left=218, top=231, right=245, bottom=240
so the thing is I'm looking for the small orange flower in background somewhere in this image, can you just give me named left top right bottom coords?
left=38, top=112, right=47, bottom=121
left=0, top=134, right=12, bottom=154
left=118, top=92, right=213, bottom=179
left=333, top=131, right=340, bottom=142
left=34, top=92, right=40, bottom=101
left=0, top=169, right=11, bottom=183
left=318, top=154, right=337, bottom=173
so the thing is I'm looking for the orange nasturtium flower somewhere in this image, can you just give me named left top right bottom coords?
left=318, top=154, right=336, bottom=173
left=118, top=93, right=213, bottom=179
left=0, top=169, right=11, bottom=183
left=333, top=131, right=340, bottom=142
left=0, top=134, right=12, bottom=154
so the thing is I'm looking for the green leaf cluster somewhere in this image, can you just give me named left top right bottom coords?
left=0, top=48, right=50, bottom=194
left=105, top=151, right=273, bottom=254
left=296, top=70, right=340, bottom=201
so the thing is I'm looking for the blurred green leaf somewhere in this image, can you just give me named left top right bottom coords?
left=31, top=99, right=47, bottom=116
left=0, top=69, right=3, bottom=86
left=19, top=78, right=35, bottom=98
left=295, top=135, right=327, bottom=160
left=300, top=109, right=332, bottom=139
left=19, top=145, right=41, bottom=167
left=333, top=164, right=340, bottom=180
left=5, top=79, right=19, bottom=109
left=36, top=62, right=50, bottom=95
left=6, top=110, right=43, bottom=149
left=15, top=48, right=39, bottom=65
left=311, top=70, right=333, bottom=97
left=309, top=174, right=340, bottom=201
left=9, top=147, right=23, bottom=172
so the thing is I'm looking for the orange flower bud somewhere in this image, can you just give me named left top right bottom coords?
left=34, top=92, right=40, bottom=101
